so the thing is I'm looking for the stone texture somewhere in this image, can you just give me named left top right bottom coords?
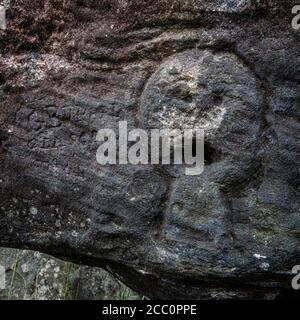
left=0, top=247, right=140, bottom=300
left=0, top=1, right=299, bottom=299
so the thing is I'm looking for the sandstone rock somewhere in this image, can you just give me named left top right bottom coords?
left=0, top=247, right=140, bottom=300
left=0, top=0, right=299, bottom=299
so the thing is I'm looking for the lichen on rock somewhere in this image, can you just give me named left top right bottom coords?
left=0, top=0, right=299, bottom=299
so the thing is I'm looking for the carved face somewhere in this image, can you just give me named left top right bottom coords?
left=0, top=1, right=299, bottom=299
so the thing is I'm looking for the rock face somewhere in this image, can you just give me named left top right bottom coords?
left=0, top=1, right=299, bottom=299
left=0, top=247, right=140, bottom=300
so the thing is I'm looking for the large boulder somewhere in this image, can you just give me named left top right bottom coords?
left=0, top=247, right=140, bottom=300
left=0, top=0, right=299, bottom=299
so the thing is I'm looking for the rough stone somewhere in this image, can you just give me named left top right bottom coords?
left=0, top=0, right=299, bottom=299
left=0, top=247, right=140, bottom=300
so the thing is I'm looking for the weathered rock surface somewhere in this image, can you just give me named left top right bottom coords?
left=0, top=247, right=140, bottom=300
left=0, top=1, right=299, bottom=299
